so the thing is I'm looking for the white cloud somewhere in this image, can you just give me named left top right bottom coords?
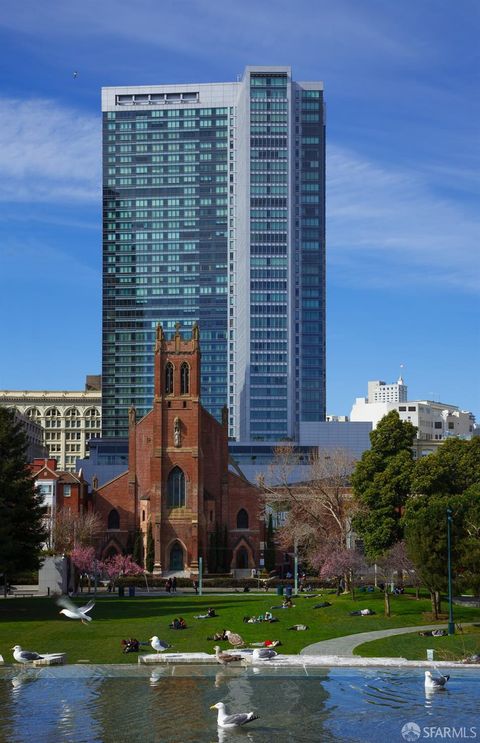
left=0, top=98, right=100, bottom=202
left=327, top=144, right=480, bottom=291
left=0, top=0, right=425, bottom=70
left=0, top=88, right=477, bottom=293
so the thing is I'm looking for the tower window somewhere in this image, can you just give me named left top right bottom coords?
left=180, top=362, right=190, bottom=394
left=165, top=362, right=174, bottom=394
left=167, top=466, right=185, bottom=508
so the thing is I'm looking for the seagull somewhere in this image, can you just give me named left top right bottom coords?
left=225, top=630, right=245, bottom=648
left=149, top=636, right=171, bottom=653
left=214, top=646, right=243, bottom=665
left=57, top=597, right=95, bottom=624
left=12, top=645, right=45, bottom=665
left=210, top=701, right=258, bottom=729
left=252, top=647, right=277, bottom=660
left=425, top=670, right=450, bottom=690
left=11, top=645, right=63, bottom=666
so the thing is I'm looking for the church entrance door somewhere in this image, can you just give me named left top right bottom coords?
left=170, top=543, right=184, bottom=571
left=236, top=546, right=248, bottom=569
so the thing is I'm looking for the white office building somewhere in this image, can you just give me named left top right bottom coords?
left=367, top=377, right=407, bottom=404
left=351, top=381, right=475, bottom=456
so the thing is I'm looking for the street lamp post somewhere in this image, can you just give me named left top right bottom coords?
left=198, top=556, right=203, bottom=597
left=446, top=507, right=455, bottom=635
left=294, top=539, right=298, bottom=595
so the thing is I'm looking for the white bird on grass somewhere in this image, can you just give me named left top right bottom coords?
left=11, top=645, right=63, bottom=666
left=425, top=670, right=450, bottom=690
left=149, top=636, right=171, bottom=652
left=210, top=701, right=258, bottom=729
left=57, top=597, right=95, bottom=624
left=252, top=647, right=277, bottom=660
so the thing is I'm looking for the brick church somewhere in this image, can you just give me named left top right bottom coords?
left=93, top=324, right=263, bottom=575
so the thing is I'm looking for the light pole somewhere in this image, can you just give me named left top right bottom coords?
left=446, top=507, right=455, bottom=635
left=294, top=539, right=298, bottom=595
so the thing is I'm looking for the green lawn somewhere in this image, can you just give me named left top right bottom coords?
left=354, top=625, right=480, bottom=661
left=1, top=591, right=478, bottom=664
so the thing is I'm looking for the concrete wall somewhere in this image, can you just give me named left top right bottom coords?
left=38, top=555, right=68, bottom=596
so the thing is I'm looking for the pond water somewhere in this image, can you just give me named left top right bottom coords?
left=0, top=664, right=478, bottom=743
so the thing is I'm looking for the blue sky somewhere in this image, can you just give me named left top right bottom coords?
left=0, top=0, right=478, bottom=418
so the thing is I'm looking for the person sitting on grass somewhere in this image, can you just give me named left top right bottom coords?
left=170, top=616, right=187, bottom=629
left=270, top=597, right=294, bottom=610
left=121, top=638, right=140, bottom=653
left=207, top=629, right=228, bottom=641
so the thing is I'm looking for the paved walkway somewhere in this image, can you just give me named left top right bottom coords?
left=300, top=624, right=450, bottom=657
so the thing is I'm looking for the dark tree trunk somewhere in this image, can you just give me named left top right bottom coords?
left=430, top=590, right=438, bottom=619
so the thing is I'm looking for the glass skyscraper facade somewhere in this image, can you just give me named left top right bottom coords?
left=102, top=66, right=325, bottom=441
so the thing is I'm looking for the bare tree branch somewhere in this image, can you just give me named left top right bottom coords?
left=258, top=447, right=359, bottom=564
left=52, top=509, right=102, bottom=554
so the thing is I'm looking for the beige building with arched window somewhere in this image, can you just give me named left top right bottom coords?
left=0, top=378, right=101, bottom=471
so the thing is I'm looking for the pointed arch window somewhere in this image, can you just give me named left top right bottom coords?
left=165, top=362, right=174, bottom=394
left=167, top=467, right=185, bottom=508
left=236, top=508, right=249, bottom=529
left=108, top=508, right=120, bottom=530
left=180, top=362, right=190, bottom=394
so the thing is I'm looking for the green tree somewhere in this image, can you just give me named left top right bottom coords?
left=264, top=513, right=276, bottom=572
left=406, top=438, right=480, bottom=605
left=132, top=529, right=143, bottom=568
left=458, top=485, right=480, bottom=597
left=403, top=493, right=465, bottom=617
left=0, top=408, right=47, bottom=596
left=207, top=528, right=218, bottom=573
left=352, top=410, right=417, bottom=560
left=222, top=524, right=230, bottom=572
left=412, top=437, right=480, bottom=497
left=145, top=522, right=154, bottom=573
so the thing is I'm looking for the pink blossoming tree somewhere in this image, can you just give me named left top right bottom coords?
left=100, top=554, right=143, bottom=589
left=71, top=545, right=96, bottom=593
left=311, top=544, right=366, bottom=600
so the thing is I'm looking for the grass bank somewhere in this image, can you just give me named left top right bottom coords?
left=1, top=591, right=478, bottom=664
left=354, top=625, right=480, bottom=661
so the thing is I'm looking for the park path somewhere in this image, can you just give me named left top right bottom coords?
left=300, top=624, right=452, bottom=657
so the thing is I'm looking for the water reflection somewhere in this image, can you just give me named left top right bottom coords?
left=0, top=666, right=477, bottom=743
left=150, top=669, right=166, bottom=687
left=216, top=728, right=255, bottom=743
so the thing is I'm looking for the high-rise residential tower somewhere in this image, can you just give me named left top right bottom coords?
left=102, top=66, right=325, bottom=441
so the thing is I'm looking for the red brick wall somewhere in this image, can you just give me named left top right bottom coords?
left=92, top=326, right=262, bottom=571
